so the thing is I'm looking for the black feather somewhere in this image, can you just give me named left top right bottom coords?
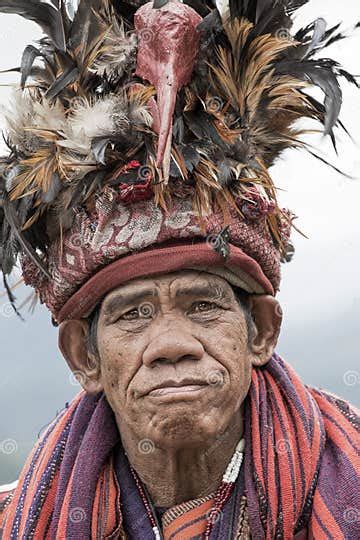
left=68, top=0, right=103, bottom=58
left=184, top=110, right=226, bottom=147
left=184, top=0, right=212, bottom=17
left=1, top=273, right=24, bottom=321
left=41, top=173, right=62, bottom=203
left=304, top=18, right=327, bottom=58
left=0, top=67, right=21, bottom=75
left=153, top=0, right=169, bottom=7
left=2, top=197, right=51, bottom=279
left=174, top=143, right=201, bottom=175
left=112, top=0, right=138, bottom=23
left=337, top=68, right=359, bottom=87
left=197, top=8, right=223, bottom=45
left=173, top=116, right=185, bottom=144
left=217, top=159, right=236, bottom=187
left=255, top=0, right=274, bottom=25
left=305, top=148, right=354, bottom=178
left=20, top=45, right=42, bottom=88
left=285, top=0, right=309, bottom=15
left=227, top=0, right=239, bottom=20
left=321, top=25, right=348, bottom=50
left=91, top=138, right=111, bottom=165
left=275, top=59, right=342, bottom=135
left=45, top=65, right=79, bottom=100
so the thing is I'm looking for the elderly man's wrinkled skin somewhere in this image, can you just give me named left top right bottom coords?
left=59, top=271, right=282, bottom=507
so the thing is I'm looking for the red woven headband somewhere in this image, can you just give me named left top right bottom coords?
left=57, top=242, right=274, bottom=322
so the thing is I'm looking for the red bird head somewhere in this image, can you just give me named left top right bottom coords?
left=134, top=0, right=202, bottom=182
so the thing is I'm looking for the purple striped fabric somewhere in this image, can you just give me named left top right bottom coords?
left=1, top=354, right=359, bottom=539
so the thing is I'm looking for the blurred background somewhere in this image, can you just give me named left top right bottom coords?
left=0, top=0, right=359, bottom=484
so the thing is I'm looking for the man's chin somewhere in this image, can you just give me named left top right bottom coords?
left=145, top=408, right=232, bottom=450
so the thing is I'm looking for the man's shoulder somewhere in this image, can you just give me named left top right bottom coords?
left=309, top=386, right=359, bottom=420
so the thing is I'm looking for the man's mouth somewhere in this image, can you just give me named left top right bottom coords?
left=146, top=379, right=209, bottom=398
left=149, top=384, right=207, bottom=397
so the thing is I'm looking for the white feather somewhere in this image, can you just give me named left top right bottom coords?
left=3, top=88, right=153, bottom=171
left=32, top=100, right=67, bottom=132
left=60, top=93, right=153, bottom=157
left=215, top=0, right=230, bottom=22
left=71, top=98, right=115, bottom=139
left=59, top=97, right=115, bottom=156
left=2, top=90, right=66, bottom=154
left=65, top=0, right=80, bottom=21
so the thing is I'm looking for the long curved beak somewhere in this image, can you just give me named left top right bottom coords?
left=155, top=70, right=178, bottom=180
left=134, top=0, right=202, bottom=183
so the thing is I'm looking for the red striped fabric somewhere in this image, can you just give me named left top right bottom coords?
left=163, top=498, right=214, bottom=539
left=1, top=355, right=358, bottom=539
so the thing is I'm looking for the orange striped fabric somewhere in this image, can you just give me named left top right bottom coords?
left=1, top=354, right=358, bottom=539
left=245, top=355, right=359, bottom=539
left=163, top=497, right=214, bottom=539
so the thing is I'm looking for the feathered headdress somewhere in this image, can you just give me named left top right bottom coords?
left=0, top=0, right=358, bottom=317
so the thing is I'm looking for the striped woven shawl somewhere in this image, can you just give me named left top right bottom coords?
left=1, top=354, right=359, bottom=539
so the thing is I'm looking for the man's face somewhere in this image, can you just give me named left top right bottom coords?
left=95, top=271, right=254, bottom=449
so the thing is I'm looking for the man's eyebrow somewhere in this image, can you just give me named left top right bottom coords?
left=103, top=282, right=231, bottom=313
left=103, top=288, right=157, bottom=314
left=175, top=284, right=230, bottom=300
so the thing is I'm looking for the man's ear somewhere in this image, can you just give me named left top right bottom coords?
left=58, top=319, right=103, bottom=394
left=248, top=295, right=282, bottom=367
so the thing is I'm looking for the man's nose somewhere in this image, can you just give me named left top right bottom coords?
left=142, top=330, right=204, bottom=367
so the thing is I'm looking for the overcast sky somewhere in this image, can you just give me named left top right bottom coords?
left=0, top=1, right=359, bottom=484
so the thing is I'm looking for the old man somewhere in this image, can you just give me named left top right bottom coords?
left=0, top=0, right=359, bottom=538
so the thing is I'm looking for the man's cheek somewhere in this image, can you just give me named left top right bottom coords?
left=100, top=357, right=124, bottom=401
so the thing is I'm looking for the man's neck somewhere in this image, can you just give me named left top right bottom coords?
left=116, top=409, right=244, bottom=508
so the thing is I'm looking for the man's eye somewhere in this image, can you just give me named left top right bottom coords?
left=121, top=308, right=140, bottom=321
left=191, top=301, right=217, bottom=313
left=120, top=304, right=155, bottom=321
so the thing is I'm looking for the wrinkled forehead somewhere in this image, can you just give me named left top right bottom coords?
left=100, top=269, right=234, bottom=310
